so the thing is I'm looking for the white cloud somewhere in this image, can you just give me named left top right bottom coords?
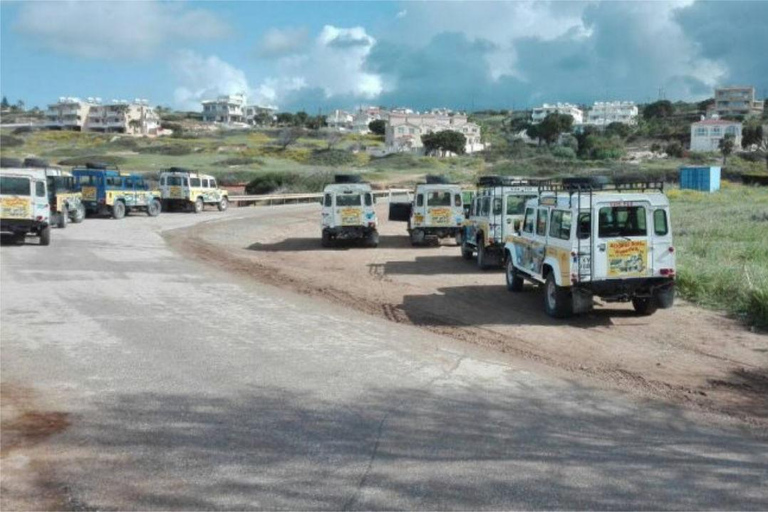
left=15, top=1, right=229, bottom=59
left=396, top=10, right=408, bottom=19
left=256, top=27, right=310, bottom=58
left=172, top=51, right=252, bottom=111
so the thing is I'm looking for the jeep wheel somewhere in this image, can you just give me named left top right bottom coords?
left=321, top=231, right=333, bottom=248
left=39, top=226, right=51, bottom=246
left=410, top=229, right=424, bottom=246
left=72, top=204, right=85, bottom=224
left=632, top=297, right=658, bottom=316
left=461, top=239, right=474, bottom=260
left=365, top=230, right=379, bottom=248
left=655, top=285, right=675, bottom=309
left=194, top=197, right=204, bottom=214
left=455, top=231, right=462, bottom=246
left=147, top=199, right=161, bottom=217
left=544, top=273, right=572, bottom=318
left=477, top=238, right=492, bottom=270
left=217, top=197, right=228, bottom=211
left=506, top=257, right=524, bottom=292
left=111, top=201, right=126, bottom=219
left=57, top=207, right=68, bottom=229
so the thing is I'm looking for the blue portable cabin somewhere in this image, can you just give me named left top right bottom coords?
left=72, top=163, right=149, bottom=213
left=679, top=166, right=721, bottom=192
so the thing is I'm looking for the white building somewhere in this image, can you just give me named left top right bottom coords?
left=201, top=94, right=247, bottom=124
left=531, top=103, right=584, bottom=125
left=713, top=86, right=764, bottom=118
left=690, top=119, right=742, bottom=152
left=245, top=105, right=278, bottom=125
left=352, top=107, right=387, bottom=134
left=385, top=112, right=485, bottom=154
left=325, top=109, right=354, bottom=131
left=586, top=101, right=639, bottom=126
left=44, top=97, right=100, bottom=131
left=86, top=100, right=159, bottom=135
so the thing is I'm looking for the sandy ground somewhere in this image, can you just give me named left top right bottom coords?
left=167, top=203, right=768, bottom=428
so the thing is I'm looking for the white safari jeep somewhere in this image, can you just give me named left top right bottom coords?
left=505, top=178, right=675, bottom=318
left=389, top=175, right=464, bottom=246
left=159, top=167, right=228, bottom=213
left=461, top=176, right=540, bottom=269
left=0, top=173, right=51, bottom=245
left=321, top=175, right=379, bottom=248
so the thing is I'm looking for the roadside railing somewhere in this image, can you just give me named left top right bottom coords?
left=228, top=189, right=412, bottom=207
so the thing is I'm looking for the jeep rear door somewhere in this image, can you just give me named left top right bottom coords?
left=650, top=207, right=674, bottom=277
left=334, top=192, right=363, bottom=226
left=592, top=201, right=653, bottom=280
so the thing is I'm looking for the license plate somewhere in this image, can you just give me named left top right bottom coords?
left=579, top=255, right=591, bottom=273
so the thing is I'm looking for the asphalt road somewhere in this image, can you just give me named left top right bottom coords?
left=1, top=206, right=767, bottom=510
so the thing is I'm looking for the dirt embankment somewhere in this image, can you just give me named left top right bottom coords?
left=167, top=204, right=768, bottom=428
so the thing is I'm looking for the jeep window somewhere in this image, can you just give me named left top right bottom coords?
left=428, top=191, right=451, bottom=206
left=416, top=194, right=424, bottom=207
left=160, top=177, right=166, bottom=186
left=182, top=178, right=189, bottom=187
left=506, top=195, right=527, bottom=215
left=209, top=180, right=217, bottom=189
left=654, top=209, right=668, bottom=236
left=536, top=208, right=548, bottom=236
left=35, top=181, right=46, bottom=197
left=336, top=193, right=361, bottom=206
left=78, top=175, right=97, bottom=186
left=167, top=177, right=183, bottom=186
left=577, top=212, right=592, bottom=239
left=454, top=194, right=462, bottom=207
left=190, top=178, right=201, bottom=187
left=480, top=197, right=490, bottom=216
left=0, top=177, right=30, bottom=196
left=106, top=177, right=122, bottom=187
left=324, top=194, right=332, bottom=207
left=493, top=197, right=503, bottom=215
left=549, top=210, right=572, bottom=240
left=598, top=206, right=647, bottom=238
left=522, top=207, right=535, bottom=233
left=364, top=193, right=373, bottom=206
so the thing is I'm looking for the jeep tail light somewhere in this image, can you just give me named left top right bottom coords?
left=36, top=216, right=43, bottom=221
left=668, top=246, right=675, bottom=253
left=571, top=273, right=578, bottom=284
left=660, top=268, right=675, bottom=277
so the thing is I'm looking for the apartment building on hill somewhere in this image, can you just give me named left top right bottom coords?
left=690, top=119, right=742, bottom=152
left=385, top=112, right=484, bottom=154
left=531, top=103, right=584, bottom=125
left=45, top=97, right=159, bottom=135
left=712, top=86, right=764, bottom=117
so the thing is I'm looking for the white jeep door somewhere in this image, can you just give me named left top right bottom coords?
left=592, top=201, right=653, bottom=281
left=425, top=189, right=453, bottom=227
left=33, top=180, right=49, bottom=222
left=650, top=207, right=674, bottom=277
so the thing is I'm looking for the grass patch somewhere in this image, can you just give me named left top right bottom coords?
left=56, top=155, right=127, bottom=166
left=244, top=170, right=333, bottom=195
left=670, top=183, right=768, bottom=328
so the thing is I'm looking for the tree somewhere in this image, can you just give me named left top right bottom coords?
left=305, top=115, right=326, bottom=130
left=535, top=113, right=573, bottom=146
left=324, top=131, right=343, bottom=150
left=643, top=100, right=674, bottom=120
left=604, top=121, right=632, bottom=138
left=421, top=130, right=467, bottom=156
left=276, top=112, right=294, bottom=126
left=368, top=119, right=386, bottom=135
left=1, top=96, right=8, bottom=109
left=276, top=127, right=303, bottom=150
left=742, top=123, right=764, bottom=149
left=294, top=111, right=309, bottom=127
left=719, top=133, right=735, bottom=165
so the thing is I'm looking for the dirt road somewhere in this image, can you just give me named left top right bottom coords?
left=169, top=203, right=768, bottom=427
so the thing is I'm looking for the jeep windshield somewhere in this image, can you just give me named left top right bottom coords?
left=427, top=191, right=452, bottom=207
left=167, top=176, right=184, bottom=186
left=598, top=206, right=647, bottom=238
left=336, top=193, right=361, bottom=206
left=0, top=176, right=31, bottom=196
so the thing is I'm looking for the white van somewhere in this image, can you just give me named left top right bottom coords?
left=0, top=173, right=52, bottom=245
left=321, top=175, right=378, bottom=247
left=505, top=178, right=675, bottom=317
left=390, top=176, right=464, bottom=246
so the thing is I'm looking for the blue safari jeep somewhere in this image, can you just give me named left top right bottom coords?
left=72, top=163, right=162, bottom=219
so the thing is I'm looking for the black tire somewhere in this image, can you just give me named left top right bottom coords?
left=57, top=207, right=68, bottom=229
left=147, top=199, right=161, bottom=217
left=477, top=237, right=492, bottom=270
left=39, top=226, right=51, bottom=246
left=410, top=229, right=424, bottom=246
left=655, top=285, right=675, bottom=309
left=365, top=230, right=379, bottom=248
left=632, top=297, right=658, bottom=316
left=218, top=196, right=228, bottom=211
left=321, top=231, right=333, bottom=248
left=455, top=230, right=462, bottom=247
left=461, top=238, right=474, bottom=260
left=193, top=197, right=204, bottom=214
left=72, top=204, right=85, bottom=223
left=544, top=273, right=573, bottom=318
left=23, top=157, right=49, bottom=168
left=111, top=201, right=126, bottom=219
left=506, top=256, right=524, bottom=292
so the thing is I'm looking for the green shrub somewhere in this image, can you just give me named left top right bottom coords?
left=0, top=134, right=24, bottom=147
left=244, top=171, right=333, bottom=195
left=308, top=149, right=356, bottom=167
left=57, top=155, right=127, bottom=166
left=665, top=140, right=684, bottom=158
left=136, top=145, right=192, bottom=156
left=551, top=146, right=576, bottom=160
left=214, top=157, right=264, bottom=167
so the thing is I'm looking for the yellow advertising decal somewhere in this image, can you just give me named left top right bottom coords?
left=607, top=240, right=648, bottom=277
left=340, top=207, right=362, bottom=226
left=169, top=186, right=184, bottom=199
left=0, top=197, right=32, bottom=219
left=81, top=186, right=97, bottom=201
left=428, top=207, right=451, bottom=226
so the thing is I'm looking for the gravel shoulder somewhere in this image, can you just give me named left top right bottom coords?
left=167, top=203, right=768, bottom=428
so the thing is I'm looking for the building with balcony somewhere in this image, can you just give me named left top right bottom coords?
left=713, top=86, right=764, bottom=118
left=385, top=112, right=485, bottom=154
left=690, top=119, right=742, bottom=152
left=531, top=103, right=584, bottom=125
left=585, top=101, right=639, bottom=126
left=352, top=107, right=388, bottom=134
left=44, top=97, right=99, bottom=131
left=201, top=94, right=247, bottom=124
left=325, top=110, right=354, bottom=131
left=86, top=100, right=159, bottom=135
left=245, top=105, right=278, bottom=125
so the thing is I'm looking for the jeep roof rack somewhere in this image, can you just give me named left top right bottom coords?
left=539, top=177, right=664, bottom=195
left=167, top=167, right=193, bottom=174
left=477, top=175, right=545, bottom=188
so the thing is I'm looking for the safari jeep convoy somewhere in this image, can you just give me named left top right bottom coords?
left=0, top=172, right=52, bottom=245
left=460, top=176, right=541, bottom=269
left=321, top=175, right=379, bottom=248
left=505, top=178, right=675, bottom=318
left=159, top=168, right=229, bottom=213
left=73, top=163, right=162, bottom=219
left=388, top=175, right=465, bottom=246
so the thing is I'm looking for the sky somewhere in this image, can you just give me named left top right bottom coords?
left=1, top=0, right=766, bottom=113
